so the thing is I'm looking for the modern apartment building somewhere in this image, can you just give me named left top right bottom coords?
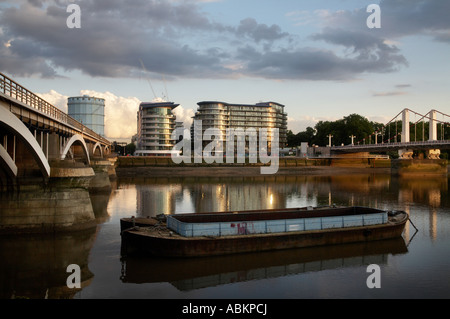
left=68, top=95, right=105, bottom=137
left=191, top=101, right=288, bottom=154
left=135, top=101, right=179, bottom=156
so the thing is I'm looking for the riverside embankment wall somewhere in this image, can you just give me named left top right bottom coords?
left=116, top=156, right=448, bottom=177
left=115, top=156, right=392, bottom=177
left=116, top=156, right=391, bottom=168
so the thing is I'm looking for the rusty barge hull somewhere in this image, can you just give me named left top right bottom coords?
left=121, top=208, right=408, bottom=257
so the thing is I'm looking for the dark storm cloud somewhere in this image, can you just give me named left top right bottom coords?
left=0, top=0, right=449, bottom=81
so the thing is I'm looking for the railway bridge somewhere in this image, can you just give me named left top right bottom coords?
left=0, top=72, right=115, bottom=233
left=0, top=72, right=112, bottom=190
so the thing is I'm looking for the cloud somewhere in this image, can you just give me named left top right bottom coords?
left=236, top=40, right=407, bottom=81
left=236, top=18, right=289, bottom=43
left=37, top=89, right=140, bottom=138
left=371, top=83, right=412, bottom=97
left=172, top=106, right=195, bottom=129
left=300, top=0, right=450, bottom=79
left=36, top=90, right=68, bottom=112
left=0, top=0, right=233, bottom=78
left=315, top=0, right=450, bottom=42
left=1, top=0, right=449, bottom=82
left=79, top=90, right=141, bottom=138
left=380, top=0, right=450, bottom=41
left=285, top=10, right=317, bottom=27
left=36, top=89, right=194, bottom=138
left=287, top=115, right=337, bottom=134
left=372, top=91, right=408, bottom=97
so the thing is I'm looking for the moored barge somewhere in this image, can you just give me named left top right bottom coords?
left=120, top=206, right=409, bottom=257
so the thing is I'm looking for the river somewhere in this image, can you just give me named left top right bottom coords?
left=1, top=172, right=449, bottom=299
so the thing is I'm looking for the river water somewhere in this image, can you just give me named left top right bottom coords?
left=1, top=173, right=450, bottom=299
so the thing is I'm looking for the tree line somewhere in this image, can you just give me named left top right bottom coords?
left=287, top=113, right=449, bottom=148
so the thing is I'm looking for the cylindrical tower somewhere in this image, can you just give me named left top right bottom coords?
left=68, top=95, right=105, bottom=137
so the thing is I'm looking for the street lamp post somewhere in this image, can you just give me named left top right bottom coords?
left=327, top=134, right=333, bottom=147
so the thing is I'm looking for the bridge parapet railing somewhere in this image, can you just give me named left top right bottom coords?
left=0, top=72, right=110, bottom=145
left=333, top=139, right=449, bottom=150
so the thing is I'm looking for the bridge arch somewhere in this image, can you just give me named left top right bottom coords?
left=0, top=144, right=18, bottom=178
left=60, top=134, right=90, bottom=165
left=0, top=107, right=50, bottom=178
left=92, top=142, right=103, bottom=158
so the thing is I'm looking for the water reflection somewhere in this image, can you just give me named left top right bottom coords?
left=2, top=172, right=449, bottom=298
left=115, top=174, right=448, bottom=290
left=120, top=238, right=408, bottom=291
left=0, top=188, right=113, bottom=299
left=116, top=173, right=449, bottom=293
left=0, top=229, right=97, bottom=299
left=126, top=176, right=298, bottom=216
left=396, top=176, right=448, bottom=242
left=117, top=174, right=448, bottom=246
left=120, top=174, right=448, bottom=217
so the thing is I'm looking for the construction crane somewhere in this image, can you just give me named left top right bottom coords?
left=139, top=59, right=157, bottom=100
left=139, top=59, right=170, bottom=102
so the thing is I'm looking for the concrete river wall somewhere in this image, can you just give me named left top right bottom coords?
left=0, top=158, right=116, bottom=234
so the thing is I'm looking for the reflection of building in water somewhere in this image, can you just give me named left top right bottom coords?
left=429, top=208, right=437, bottom=241
left=132, top=176, right=336, bottom=215
left=428, top=189, right=441, bottom=207
left=136, top=183, right=182, bottom=217
left=190, top=180, right=289, bottom=213
left=397, top=176, right=447, bottom=242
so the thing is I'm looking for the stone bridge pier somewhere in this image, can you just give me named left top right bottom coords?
left=0, top=109, right=116, bottom=233
left=0, top=153, right=117, bottom=234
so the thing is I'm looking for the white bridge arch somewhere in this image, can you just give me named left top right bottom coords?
left=60, top=134, right=90, bottom=164
left=0, top=107, right=50, bottom=178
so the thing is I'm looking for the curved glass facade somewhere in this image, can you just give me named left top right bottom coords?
left=135, top=101, right=179, bottom=156
left=68, top=95, right=105, bottom=137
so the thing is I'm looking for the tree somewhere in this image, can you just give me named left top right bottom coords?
left=287, top=127, right=316, bottom=147
left=125, top=143, right=136, bottom=155
left=297, top=127, right=316, bottom=145
left=286, top=130, right=297, bottom=147
left=313, top=120, right=334, bottom=146
left=311, top=114, right=377, bottom=146
left=341, top=114, right=374, bottom=145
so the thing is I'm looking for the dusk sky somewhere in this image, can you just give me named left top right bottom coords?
left=1, top=0, right=449, bottom=140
